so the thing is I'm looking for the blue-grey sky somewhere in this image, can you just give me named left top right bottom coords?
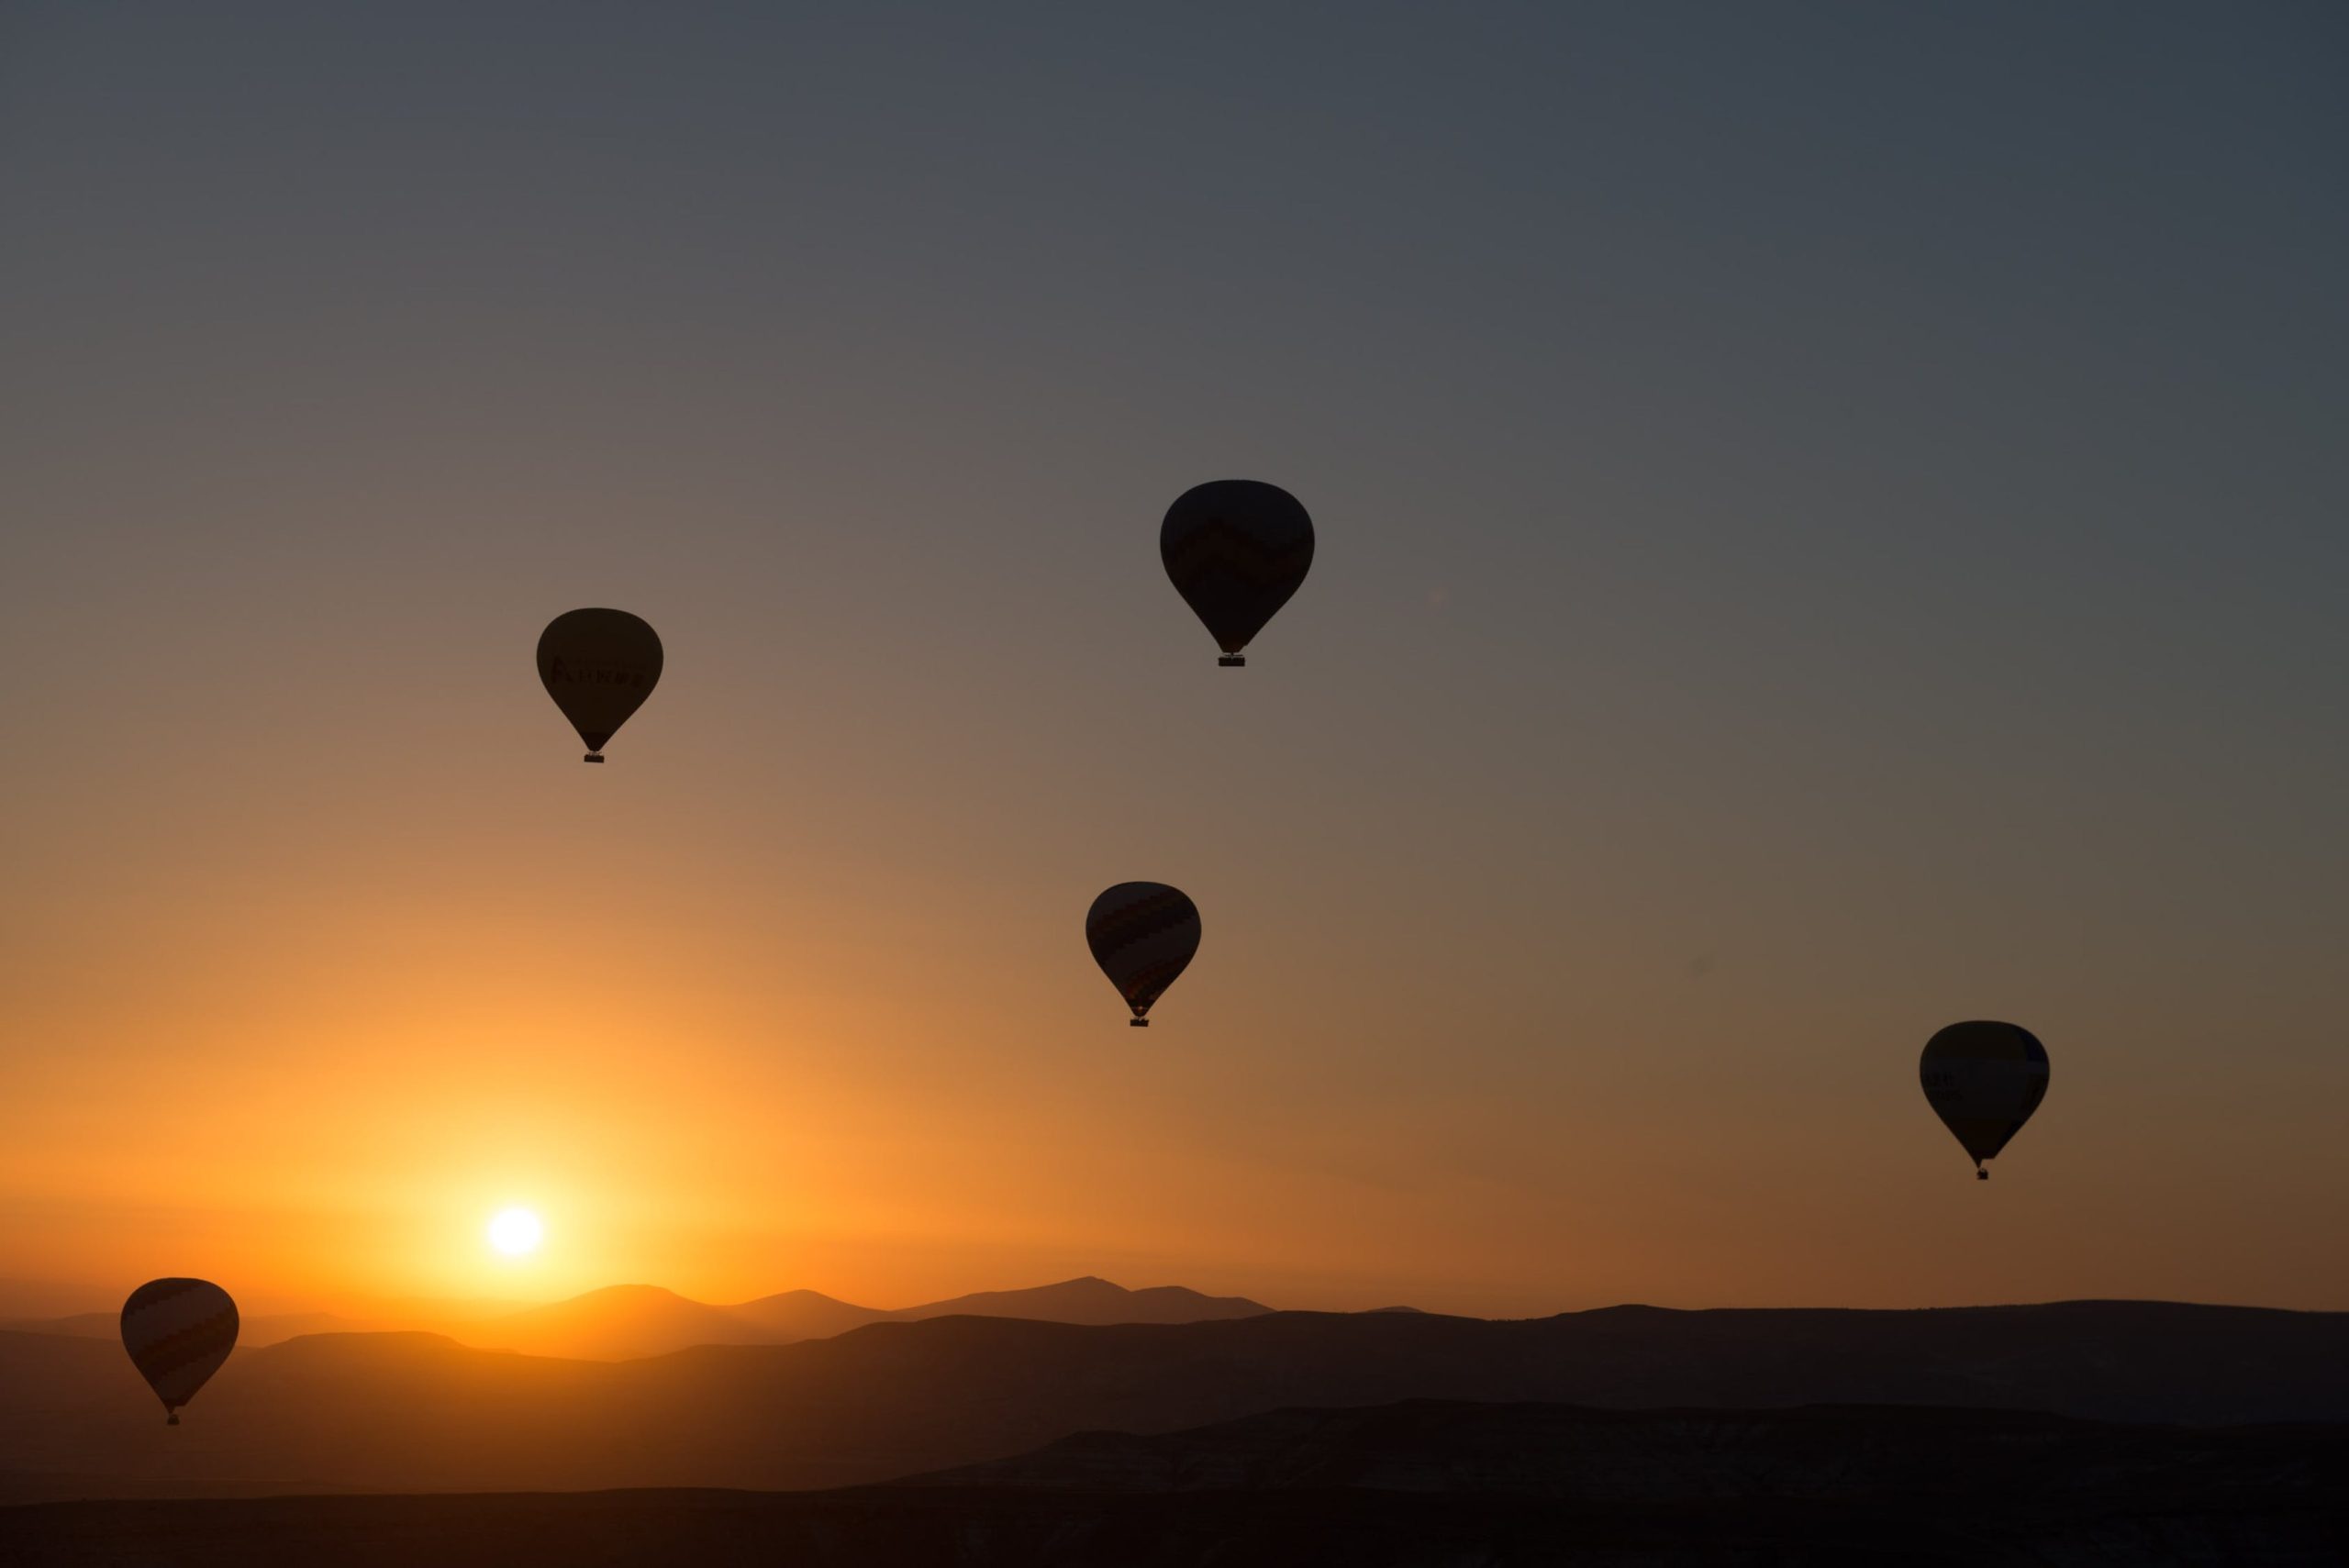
left=3, top=2, right=2344, bottom=1315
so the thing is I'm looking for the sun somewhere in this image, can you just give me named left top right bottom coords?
left=486, top=1207, right=543, bottom=1256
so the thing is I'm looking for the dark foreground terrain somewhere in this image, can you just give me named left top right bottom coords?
left=9, top=1300, right=2348, bottom=1501
left=6, top=1400, right=2343, bottom=1567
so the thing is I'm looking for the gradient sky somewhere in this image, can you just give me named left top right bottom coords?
left=3, top=2, right=2344, bottom=1320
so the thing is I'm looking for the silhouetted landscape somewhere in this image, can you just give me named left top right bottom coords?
left=7, top=1394, right=2343, bottom=1565
left=5, top=1276, right=1269, bottom=1361
left=6, top=1293, right=2346, bottom=1520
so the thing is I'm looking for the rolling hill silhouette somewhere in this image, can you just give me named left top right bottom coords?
left=6, top=1399, right=2342, bottom=1565
left=884, top=1276, right=1268, bottom=1329
left=916, top=1397, right=2348, bottom=1506
left=5, top=1300, right=2346, bottom=1503
left=465, top=1285, right=777, bottom=1361
left=462, top=1276, right=1268, bottom=1359
left=7, top=1277, right=1275, bottom=1366
left=4, top=1311, right=383, bottom=1349
left=3, top=1298, right=533, bottom=1351
left=726, top=1288, right=887, bottom=1342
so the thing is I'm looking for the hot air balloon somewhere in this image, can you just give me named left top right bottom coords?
left=120, top=1278, right=238, bottom=1425
left=1920, top=1021, right=2050, bottom=1180
left=1085, top=883, right=1200, bottom=1026
left=1161, top=481, right=1314, bottom=666
left=537, top=608, right=663, bottom=762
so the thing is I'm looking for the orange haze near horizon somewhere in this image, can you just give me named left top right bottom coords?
left=5, top=626, right=2341, bottom=1319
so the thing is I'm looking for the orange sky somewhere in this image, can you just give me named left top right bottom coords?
left=5, top=651, right=2342, bottom=1318
left=4, top=5, right=2345, bottom=1321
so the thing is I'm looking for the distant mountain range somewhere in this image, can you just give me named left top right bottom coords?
left=0, top=1311, right=382, bottom=1348
left=3, top=1300, right=2345, bottom=1503
left=6, top=1398, right=2343, bottom=1565
left=2, top=1276, right=1273, bottom=1361
left=466, top=1275, right=1271, bottom=1360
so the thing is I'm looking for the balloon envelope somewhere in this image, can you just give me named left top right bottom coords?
left=1085, top=882, right=1200, bottom=1024
left=537, top=608, right=663, bottom=760
left=1919, top=1020, right=2049, bottom=1174
left=1160, top=481, right=1314, bottom=663
left=120, top=1278, right=238, bottom=1423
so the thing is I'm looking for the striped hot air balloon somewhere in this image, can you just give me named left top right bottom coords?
left=1919, top=1021, right=2050, bottom=1180
left=120, top=1278, right=239, bottom=1424
left=537, top=608, right=663, bottom=762
left=1160, top=481, right=1314, bottom=666
left=1085, top=883, right=1201, bottom=1027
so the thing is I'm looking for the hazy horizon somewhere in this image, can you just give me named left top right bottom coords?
left=4, top=1269, right=1262, bottom=1324
left=5, top=1, right=2345, bottom=1328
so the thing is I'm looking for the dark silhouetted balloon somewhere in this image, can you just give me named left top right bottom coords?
left=120, top=1278, right=238, bottom=1425
left=1085, top=883, right=1201, bottom=1026
left=537, top=608, right=662, bottom=762
left=1160, top=481, right=1314, bottom=666
left=1920, top=1020, right=2050, bottom=1180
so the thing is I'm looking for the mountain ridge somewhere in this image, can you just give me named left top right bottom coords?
left=6, top=1298, right=2346, bottom=1503
left=6, top=1396, right=2343, bottom=1564
left=6, top=1275, right=1276, bottom=1362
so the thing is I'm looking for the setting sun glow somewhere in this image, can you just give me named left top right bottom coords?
left=487, top=1208, right=543, bottom=1257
